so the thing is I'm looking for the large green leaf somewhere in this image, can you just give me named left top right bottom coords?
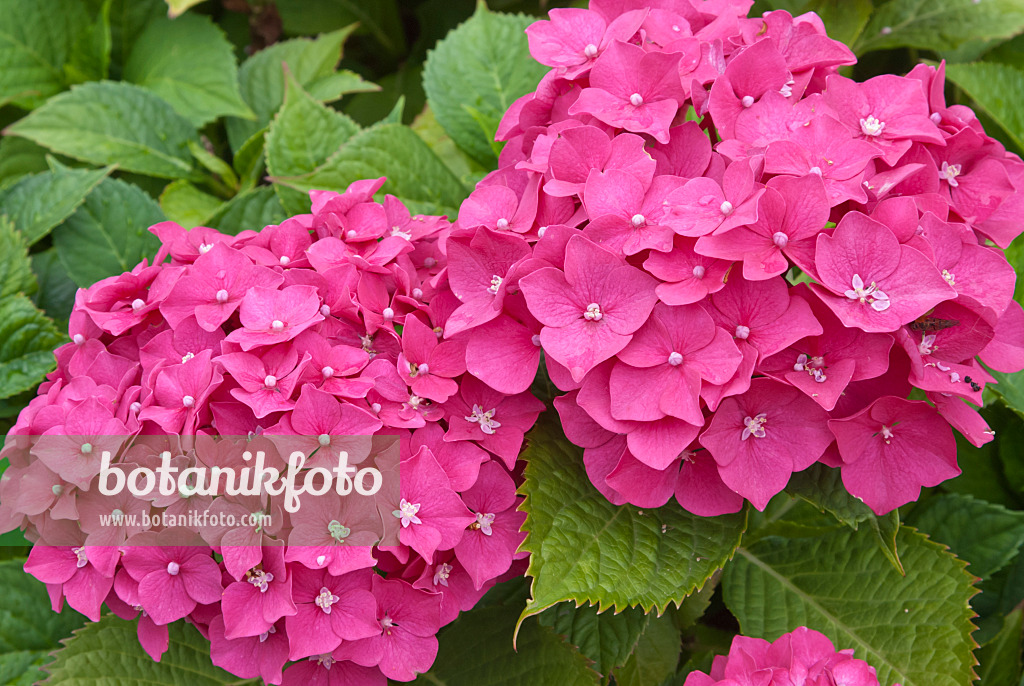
left=158, top=180, right=222, bottom=229
left=854, top=0, right=1024, bottom=55
left=423, top=1, right=548, bottom=167
left=53, top=177, right=166, bottom=287
left=0, top=294, right=64, bottom=400
left=64, top=0, right=112, bottom=85
left=123, top=14, right=254, bottom=126
left=0, top=0, right=90, bottom=109
left=267, top=71, right=360, bottom=215
left=276, top=0, right=406, bottom=54
left=988, top=368, right=1024, bottom=420
left=906, top=493, right=1024, bottom=580
left=0, top=218, right=36, bottom=299
left=226, top=27, right=375, bottom=150
left=4, top=82, right=198, bottom=179
left=612, top=612, right=682, bottom=686
left=723, top=525, right=978, bottom=686
left=45, top=615, right=241, bottom=686
left=273, top=123, right=470, bottom=217
left=516, top=416, right=746, bottom=624
left=540, top=604, right=650, bottom=679
left=205, top=186, right=288, bottom=236
left=0, top=559, right=86, bottom=685
left=0, top=165, right=112, bottom=245
left=944, top=61, right=1024, bottom=153
left=102, top=0, right=165, bottom=77
left=0, top=138, right=50, bottom=192
left=977, top=609, right=1023, bottom=686
left=30, top=249, right=77, bottom=327
left=424, top=605, right=598, bottom=686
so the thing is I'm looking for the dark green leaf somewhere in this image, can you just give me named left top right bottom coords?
left=0, top=217, right=36, bottom=299
left=976, top=609, right=1023, bottom=686
left=0, top=138, right=50, bottom=192
left=159, top=180, right=222, bottom=230
left=612, top=613, right=681, bottom=686
left=205, top=186, right=287, bottom=236
left=855, top=0, right=1024, bottom=55
left=30, top=250, right=77, bottom=326
left=276, top=0, right=406, bottom=54
left=64, top=0, right=112, bottom=85
left=0, top=295, right=65, bottom=399
left=540, top=604, right=649, bottom=678
left=0, top=165, right=112, bottom=245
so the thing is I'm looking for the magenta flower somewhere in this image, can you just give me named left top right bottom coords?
left=444, top=227, right=531, bottom=336
left=646, top=237, right=731, bottom=306
left=216, top=347, right=309, bottom=418
left=453, top=461, right=527, bottom=589
left=209, top=617, right=290, bottom=685
left=225, top=285, right=325, bottom=350
left=829, top=396, right=960, bottom=514
left=583, top=170, right=685, bottom=254
left=520, top=235, right=657, bottom=381
left=121, top=541, right=224, bottom=625
left=699, top=378, right=833, bottom=509
left=525, top=7, right=646, bottom=78
left=442, top=376, right=546, bottom=468
left=544, top=126, right=655, bottom=199
left=25, top=541, right=118, bottom=622
left=569, top=40, right=685, bottom=143
left=285, top=567, right=380, bottom=660
left=812, top=211, right=955, bottom=333
left=220, top=545, right=297, bottom=640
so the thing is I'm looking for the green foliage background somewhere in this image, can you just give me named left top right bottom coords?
left=1, top=0, right=1024, bottom=684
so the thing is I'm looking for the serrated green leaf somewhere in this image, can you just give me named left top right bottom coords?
left=205, top=186, right=287, bottom=236
left=423, top=2, right=548, bottom=168
left=0, top=218, right=35, bottom=299
left=0, top=559, right=85, bottom=653
left=30, top=250, right=77, bottom=327
left=0, top=294, right=64, bottom=399
left=45, top=614, right=240, bottom=686
left=4, top=82, right=198, bottom=179
left=267, top=70, right=361, bottom=216
left=102, top=0, right=165, bottom=77
left=64, top=0, right=112, bottom=85
left=723, top=526, right=979, bottom=686
left=517, top=416, right=746, bottom=624
left=124, top=14, right=254, bottom=126
left=276, top=0, right=406, bottom=55
left=425, top=605, right=598, bottom=686
left=0, top=165, right=112, bottom=245
left=226, top=26, right=360, bottom=151
left=0, top=0, right=90, bottom=109
left=0, top=650, right=50, bottom=686
left=187, top=141, right=239, bottom=190
left=411, top=105, right=488, bottom=188
left=977, top=609, right=1023, bottom=686
left=232, top=127, right=267, bottom=193
left=906, top=493, right=1024, bottom=579
left=53, top=177, right=165, bottom=288
left=159, top=180, right=222, bottom=229
left=855, top=0, right=1024, bottom=55
left=273, top=123, right=470, bottom=217
left=944, top=61, right=1024, bottom=153
left=612, top=613, right=681, bottom=686
left=305, top=69, right=380, bottom=102
left=540, top=604, right=649, bottom=678
left=0, top=138, right=50, bottom=192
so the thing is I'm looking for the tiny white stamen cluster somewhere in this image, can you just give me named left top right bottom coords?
left=735, top=324, right=750, bottom=339
left=741, top=95, right=755, bottom=108
left=859, top=115, right=885, bottom=137
left=772, top=231, right=789, bottom=248
left=692, top=265, right=706, bottom=279
left=629, top=92, right=644, bottom=107
left=584, top=303, right=603, bottom=321
left=433, top=562, right=453, bottom=587
left=584, top=43, right=598, bottom=58
left=668, top=351, right=684, bottom=366
left=720, top=200, right=734, bottom=216
left=248, top=569, right=274, bottom=593
left=631, top=213, right=646, bottom=227
left=793, top=353, right=827, bottom=383
left=73, top=546, right=88, bottom=569
left=939, top=161, right=962, bottom=187
left=465, top=404, right=501, bottom=434
left=393, top=498, right=422, bottom=528
left=215, top=289, right=229, bottom=303
left=941, top=269, right=956, bottom=286
left=742, top=413, right=768, bottom=440
left=475, top=512, right=496, bottom=536
left=315, top=586, right=340, bottom=614
left=844, top=274, right=890, bottom=311
left=488, top=274, right=503, bottom=294
left=880, top=425, right=895, bottom=444
left=919, top=334, right=937, bottom=356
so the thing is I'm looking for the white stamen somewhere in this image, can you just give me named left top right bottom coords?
left=496, top=218, right=510, bottom=230
left=182, top=395, right=195, bottom=408
left=181, top=352, right=195, bottom=364
left=772, top=232, right=789, bottom=248
left=475, top=512, right=496, bottom=536
left=371, top=402, right=382, bottom=413
left=942, top=269, right=956, bottom=285
left=668, top=351, right=684, bottom=366
left=271, top=319, right=285, bottom=331
left=322, top=366, right=334, bottom=378
left=719, top=200, right=734, bottom=216
left=248, top=569, right=274, bottom=593
left=130, top=402, right=141, bottom=413
left=950, top=371, right=961, bottom=383
left=315, top=586, right=340, bottom=614
left=199, top=243, right=214, bottom=254
left=424, top=257, right=437, bottom=268
left=73, top=334, right=85, bottom=345
left=919, top=334, right=937, bottom=356
left=584, top=303, right=603, bottom=321
left=880, top=425, right=894, bottom=444
left=844, top=273, right=890, bottom=311
left=279, top=255, right=290, bottom=266
left=346, top=229, right=357, bottom=240
left=382, top=307, right=395, bottom=321
left=131, top=298, right=145, bottom=311
left=215, top=289, right=229, bottom=303
left=73, top=546, right=88, bottom=568
left=531, top=334, right=542, bottom=346
left=631, top=214, right=646, bottom=227
left=433, top=562, right=453, bottom=587
left=809, top=166, right=822, bottom=176
left=734, top=324, right=750, bottom=339
left=741, top=95, right=755, bottom=108
left=859, top=115, right=886, bottom=137
left=537, top=226, right=548, bottom=237
left=393, top=498, right=422, bottom=527
left=259, top=626, right=276, bottom=643
left=488, top=275, right=503, bottom=294
left=318, top=434, right=331, bottom=447
left=327, top=520, right=350, bottom=542
left=166, top=561, right=180, bottom=576
left=264, top=375, right=277, bottom=388
left=741, top=413, right=767, bottom=440
left=52, top=485, right=63, bottom=496
left=793, top=353, right=808, bottom=371
left=630, top=93, right=644, bottom=107
left=692, top=265, right=706, bottom=279
left=930, top=112, right=942, bottom=124
left=939, top=161, right=962, bottom=187
left=465, top=404, right=501, bottom=434
left=412, top=287, right=423, bottom=299
left=80, top=443, right=93, bottom=455
left=320, top=304, right=331, bottom=316
left=584, top=43, right=599, bottom=58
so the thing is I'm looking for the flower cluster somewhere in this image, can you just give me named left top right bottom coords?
left=684, top=627, right=888, bottom=686
left=445, top=0, right=1024, bottom=516
left=0, top=180, right=544, bottom=685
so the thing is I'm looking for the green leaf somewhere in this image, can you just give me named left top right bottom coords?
left=0, top=0, right=90, bottom=109
left=786, top=463, right=904, bottom=574
left=0, top=165, right=112, bottom=245
left=159, top=179, right=222, bottom=229
left=0, top=138, right=50, bottom=192
left=305, top=69, right=380, bottom=103
left=64, top=0, right=112, bottom=85
left=0, top=294, right=64, bottom=399
left=905, top=493, right=1024, bottom=579
left=187, top=141, right=239, bottom=190
left=723, top=525, right=979, bottom=686
left=226, top=26, right=362, bottom=151
left=53, top=177, right=166, bottom=288
left=273, top=123, right=470, bottom=217
left=123, top=14, right=254, bottom=126
left=425, top=605, right=598, bottom=686
left=45, top=614, right=241, bottom=686
left=988, top=368, right=1024, bottom=420
left=0, top=650, right=50, bottom=686
left=30, top=250, right=77, bottom=326
left=267, top=70, right=361, bottom=215
left=0, top=559, right=85, bottom=652
left=612, top=613, right=682, bottom=686
left=540, top=604, right=649, bottom=678
left=516, top=416, right=747, bottom=623
left=276, top=0, right=406, bottom=55
left=0, top=218, right=36, bottom=299
left=232, top=127, right=268, bottom=193
left=205, top=186, right=287, bottom=236
left=423, top=1, right=548, bottom=167
left=976, top=609, right=1023, bottom=686
left=855, top=0, right=1024, bottom=55
left=805, top=0, right=874, bottom=48
left=944, top=427, right=1023, bottom=508
left=4, top=82, right=199, bottom=179
left=411, top=105, right=488, bottom=188
left=103, top=0, right=165, bottom=77
left=944, top=61, right=1024, bottom=153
